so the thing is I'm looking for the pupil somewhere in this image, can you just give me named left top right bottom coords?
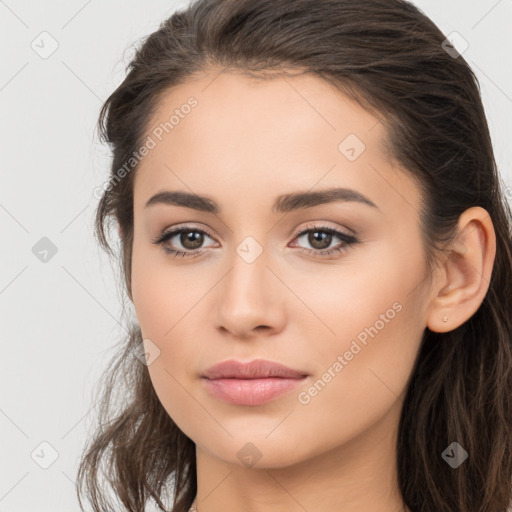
left=182, top=231, right=203, bottom=249
left=310, top=231, right=331, bottom=249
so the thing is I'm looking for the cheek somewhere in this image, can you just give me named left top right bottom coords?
left=132, top=268, right=200, bottom=390
left=288, top=236, right=422, bottom=345
left=131, top=246, right=204, bottom=433
left=296, top=311, right=422, bottom=461
left=291, top=298, right=422, bottom=458
left=291, top=238, right=426, bottom=415
left=131, top=239, right=205, bottom=338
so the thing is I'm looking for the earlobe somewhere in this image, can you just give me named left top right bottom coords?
left=426, top=207, right=496, bottom=333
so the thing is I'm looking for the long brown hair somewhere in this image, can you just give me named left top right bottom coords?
left=76, top=1, right=512, bottom=510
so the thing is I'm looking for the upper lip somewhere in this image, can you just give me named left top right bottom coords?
left=201, top=359, right=309, bottom=379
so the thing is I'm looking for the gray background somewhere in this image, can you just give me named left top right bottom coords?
left=1, top=1, right=511, bottom=510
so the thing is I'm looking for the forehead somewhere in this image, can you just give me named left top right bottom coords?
left=133, top=70, right=422, bottom=220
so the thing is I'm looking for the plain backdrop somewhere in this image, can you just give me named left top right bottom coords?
left=1, top=1, right=511, bottom=510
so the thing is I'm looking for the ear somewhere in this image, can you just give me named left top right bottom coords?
left=426, top=206, right=496, bottom=333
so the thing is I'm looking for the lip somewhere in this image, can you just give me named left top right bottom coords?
left=201, top=359, right=310, bottom=406
left=201, top=358, right=309, bottom=379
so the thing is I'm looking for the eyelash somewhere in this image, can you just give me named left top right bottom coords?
left=151, top=223, right=359, bottom=259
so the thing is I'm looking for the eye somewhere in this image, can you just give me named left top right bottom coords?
left=151, top=225, right=217, bottom=258
left=151, top=223, right=359, bottom=259
left=290, top=223, right=359, bottom=258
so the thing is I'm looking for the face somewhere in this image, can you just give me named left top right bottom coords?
left=131, top=70, right=432, bottom=468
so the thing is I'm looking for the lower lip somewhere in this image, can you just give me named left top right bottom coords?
left=201, top=376, right=307, bottom=405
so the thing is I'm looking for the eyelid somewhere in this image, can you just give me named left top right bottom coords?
left=154, top=223, right=217, bottom=242
left=154, top=221, right=354, bottom=244
left=151, top=220, right=359, bottom=259
left=293, top=221, right=354, bottom=238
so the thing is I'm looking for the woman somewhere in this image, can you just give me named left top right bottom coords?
left=77, top=0, right=512, bottom=511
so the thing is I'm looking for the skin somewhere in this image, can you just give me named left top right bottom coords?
left=129, top=69, right=496, bottom=512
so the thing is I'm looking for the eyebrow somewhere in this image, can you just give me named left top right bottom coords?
left=144, top=187, right=379, bottom=214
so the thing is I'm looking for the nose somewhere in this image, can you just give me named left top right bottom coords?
left=214, top=246, right=286, bottom=339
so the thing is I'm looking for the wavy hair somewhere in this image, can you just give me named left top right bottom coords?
left=76, top=0, right=512, bottom=510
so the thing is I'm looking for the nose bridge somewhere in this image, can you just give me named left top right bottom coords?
left=224, top=237, right=271, bottom=307
left=215, top=233, right=284, bottom=334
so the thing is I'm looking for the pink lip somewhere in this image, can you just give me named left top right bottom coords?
left=202, top=377, right=307, bottom=405
left=201, top=359, right=310, bottom=406
left=202, top=358, right=309, bottom=379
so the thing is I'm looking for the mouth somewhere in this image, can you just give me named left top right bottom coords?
left=201, top=358, right=309, bottom=379
left=201, top=358, right=310, bottom=406
left=201, top=377, right=308, bottom=406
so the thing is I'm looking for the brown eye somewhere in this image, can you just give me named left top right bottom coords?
left=292, top=224, right=359, bottom=258
left=306, top=230, right=333, bottom=250
left=179, top=230, right=205, bottom=250
left=151, top=226, right=217, bottom=258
